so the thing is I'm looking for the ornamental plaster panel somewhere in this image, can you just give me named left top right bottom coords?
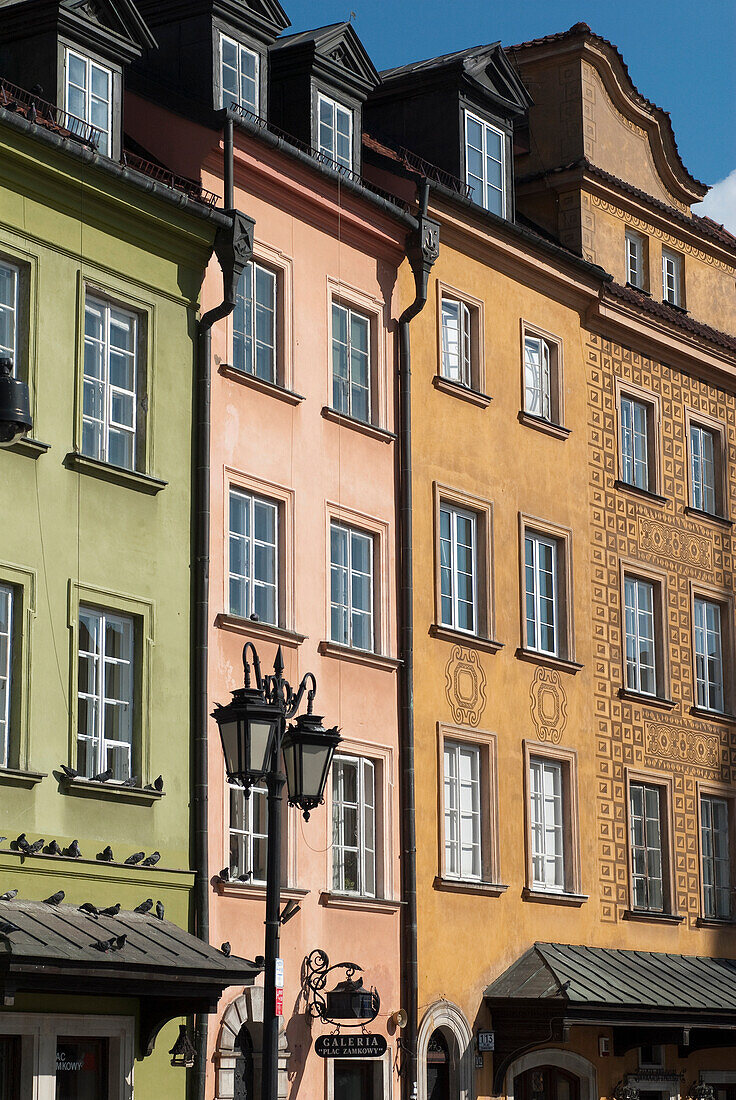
left=444, top=646, right=487, bottom=726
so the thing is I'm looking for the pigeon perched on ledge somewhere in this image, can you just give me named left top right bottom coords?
left=43, top=891, right=65, bottom=905
left=125, top=851, right=145, bottom=865
left=64, top=840, right=81, bottom=859
left=155, top=900, right=165, bottom=920
left=144, top=774, right=164, bottom=792
left=45, top=840, right=62, bottom=856
left=100, top=903, right=121, bottom=917
left=78, top=902, right=100, bottom=918
left=0, top=890, right=18, bottom=901
left=97, top=846, right=114, bottom=862
left=141, top=851, right=160, bottom=867
left=91, top=767, right=113, bottom=783
left=134, top=898, right=153, bottom=914
left=60, top=765, right=78, bottom=779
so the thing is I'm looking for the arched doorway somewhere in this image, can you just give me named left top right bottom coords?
left=514, top=1066, right=580, bottom=1100
left=234, top=1026, right=255, bottom=1100
left=427, top=1029, right=451, bottom=1099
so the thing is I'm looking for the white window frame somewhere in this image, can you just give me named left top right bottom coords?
left=524, top=532, right=558, bottom=656
left=82, top=294, right=139, bottom=471
left=0, top=584, right=12, bottom=769
left=624, top=575, right=657, bottom=696
left=0, top=1012, right=134, bottom=1100
left=524, top=333, right=552, bottom=420
left=220, top=33, right=259, bottom=113
left=464, top=109, right=506, bottom=217
left=690, top=423, right=718, bottom=515
left=77, top=606, right=134, bottom=782
left=233, top=260, right=276, bottom=381
left=443, top=740, right=482, bottom=881
left=317, top=92, right=353, bottom=170
left=625, top=230, right=644, bottom=289
left=661, top=247, right=682, bottom=306
left=331, top=301, right=371, bottom=422
left=332, top=754, right=376, bottom=897
left=440, top=297, right=472, bottom=386
left=329, top=522, right=374, bottom=652
left=629, top=780, right=665, bottom=912
left=64, top=48, right=112, bottom=155
left=439, top=503, right=477, bottom=634
left=0, top=259, right=19, bottom=372
left=700, top=794, right=731, bottom=920
left=620, top=394, right=650, bottom=490
left=228, top=489, right=279, bottom=626
left=694, top=597, right=724, bottom=713
left=529, top=756, right=565, bottom=891
left=229, top=780, right=268, bottom=885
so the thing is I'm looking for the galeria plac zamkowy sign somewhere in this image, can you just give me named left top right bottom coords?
left=315, top=1034, right=388, bottom=1058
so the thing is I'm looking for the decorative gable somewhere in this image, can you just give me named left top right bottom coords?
left=58, top=0, right=156, bottom=61
left=463, top=43, right=533, bottom=118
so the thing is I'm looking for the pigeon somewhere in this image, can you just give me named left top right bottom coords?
left=60, top=765, right=78, bottom=779
left=43, top=891, right=65, bottom=905
left=221, top=941, right=231, bottom=957
left=64, top=840, right=81, bottom=859
left=141, top=851, right=160, bottom=867
left=134, top=898, right=153, bottom=914
left=13, top=834, right=31, bottom=854
left=97, top=846, right=114, bottom=862
left=155, top=900, right=164, bottom=920
left=0, top=920, right=20, bottom=935
left=121, top=776, right=139, bottom=788
left=0, top=890, right=18, bottom=901
left=91, top=767, right=113, bottom=783
left=144, top=775, right=164, bottom=792
left=27, top=838, right=44, bottom=854
left=45, top=840, right=62, bottom=856
left=0, top=837, right=7, bottom=846
left=78, top=903, right=100, bottom=918
left=237, top=872, right=252, bottom=882
left=92, top=934, right=126, bottom=953
left=218, top=868, right=230, bottom=882
left=100, top=903, right=120, bottom=917
left=125, top=851, right=145, bottom=865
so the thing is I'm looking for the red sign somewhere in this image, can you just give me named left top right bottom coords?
left=275, top=988, right=283, bottom=1016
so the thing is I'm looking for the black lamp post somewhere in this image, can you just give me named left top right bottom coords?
left=0, top=358, right=32, bottom=447
left=211, top=642, right=340, bottom=1100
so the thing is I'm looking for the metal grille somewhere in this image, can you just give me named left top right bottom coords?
left=0, top=76, right=104, bottom=147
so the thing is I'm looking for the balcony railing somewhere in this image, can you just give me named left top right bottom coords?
left=396, top=146, right=472, bottom=200
left=229, top=104, right=410, bottom=213
left=0, top=77, right=103, bottom=148
left=121, top=151, right=218, bottom=207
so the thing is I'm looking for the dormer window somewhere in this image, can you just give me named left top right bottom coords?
left=464, top=111, right=506, bottom=217
left=220, top=34, right=259, bottom=114
left=64, top=49, right=112, bottom=155
left=318, top=93, right=352, bottom=170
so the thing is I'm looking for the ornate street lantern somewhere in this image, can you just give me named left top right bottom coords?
left=169, top=1025, right=197, bottom=1068
left=325, top=976, right=380, bottom=1021
left=282, top=711, right=341, bottom=820
left=0, top=358, right=32, bottom=447
left=304, top=950, right=380, bottom=1026
left=211, top=644, right=280, bottom=787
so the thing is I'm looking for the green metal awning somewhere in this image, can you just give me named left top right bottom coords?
left=0, top=898, right=261, bottom=1056
left=484, top=943, right=736, bottom=1094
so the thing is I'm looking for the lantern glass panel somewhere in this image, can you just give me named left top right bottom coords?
left=301, top=742, right=329, bottom=800
left=219, top=718, right=243, bottom=779
left=249, top=717, right=276, bottom=775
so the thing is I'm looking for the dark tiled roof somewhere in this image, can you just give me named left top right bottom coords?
left=379, top=42, right=499, bottom=81
left=518, top=158, right=736, bottom=256
left=485, top=942, right=736, bottom=1012
left=270, top=21, right=346, bottom=50
left=605, top=282, right=736, bottom=353
left=509, top=23, right=707, bottom=195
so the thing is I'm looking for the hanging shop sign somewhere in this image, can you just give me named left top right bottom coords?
left=315, top=1034, right=387, bottom=1059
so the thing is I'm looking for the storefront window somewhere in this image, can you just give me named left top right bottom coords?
left=55, top=1037, right=108, bottom=1099
left=0, top=1036, right=21, bottom=1099
left=333, top=1059, right=383, bottom=1100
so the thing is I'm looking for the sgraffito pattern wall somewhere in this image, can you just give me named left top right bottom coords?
left=586, top=332, right=736, bottom=928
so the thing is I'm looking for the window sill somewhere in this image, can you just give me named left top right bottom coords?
left=60, top=775, right=164, bottom=805
left=661, top=299, right=689, bottom=315
left=216, top=881, right=309, bottom=901
left=432, top=376, right=492, bottom=408
left=618, top=687, right=677, bottom=710
left=430, top=624, right=503, bottom=654
left=683, top=506, right=733, bottom=529
left=321, top=406, right=395, bottom=443
left=318, top=640, right=400, bottom=671
left=622, top=908, right=685, bottom=924
left=434, top=876, right=508, bottom=897
left=218, top=364, right=304, bottom=405
left=625, top=282, right=651, bottom=296
left=7, top=436, right=51, bottom=459
left=319, top=891, right=402, bottom=913
left=64, top=453, right=167, bottom=495
left=515, top=648, right=582, bottom=674
left=613, top=479, right=667, bottom=506
left=690, top=705, right=736, bottom=725
left=0, top=766, right=46, bottom=788
left=522, top=887, right=588, bottom=907
left=696, top=915, right=736, bottom=928
left=518, top=411, right=571, bottom=440
left=215, top=613, right=307, bottom=649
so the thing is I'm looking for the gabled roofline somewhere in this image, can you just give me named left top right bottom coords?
left=510, top=23, right=707, bottom=205
left=270, top=21, right=380, bottom=96
left=0, top=0, right=156, bottom=56
left=134, top=0, right=290, bottom=45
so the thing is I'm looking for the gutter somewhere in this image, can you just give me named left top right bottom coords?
left=397, top=180, right=440, bottom=1100
left=0, top=104, right=232, bottom=230
left=192, top=119, right=254, bottom=1100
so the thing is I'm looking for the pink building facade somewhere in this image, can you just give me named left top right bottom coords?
left=126, top=8, right=411, bottom=1098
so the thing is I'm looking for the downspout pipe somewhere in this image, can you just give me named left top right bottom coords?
left=192, top=117, right=254, bottom=1100
left=397, top=179, right=439, bottom=1100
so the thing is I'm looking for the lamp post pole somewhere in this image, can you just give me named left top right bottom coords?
left=261, top=766, right=284, bottom=1100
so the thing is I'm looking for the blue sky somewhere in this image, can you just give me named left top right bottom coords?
left=283, top=0, right=735, bottom=192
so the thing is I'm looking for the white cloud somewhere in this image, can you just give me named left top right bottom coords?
left=693, top=168, right=736, bottom=233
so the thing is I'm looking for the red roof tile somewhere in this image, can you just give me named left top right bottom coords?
left=604, top=282, right=736, bottom=353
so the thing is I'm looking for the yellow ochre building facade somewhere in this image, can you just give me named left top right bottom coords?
left=365, top=21, right=736, bottom=1100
